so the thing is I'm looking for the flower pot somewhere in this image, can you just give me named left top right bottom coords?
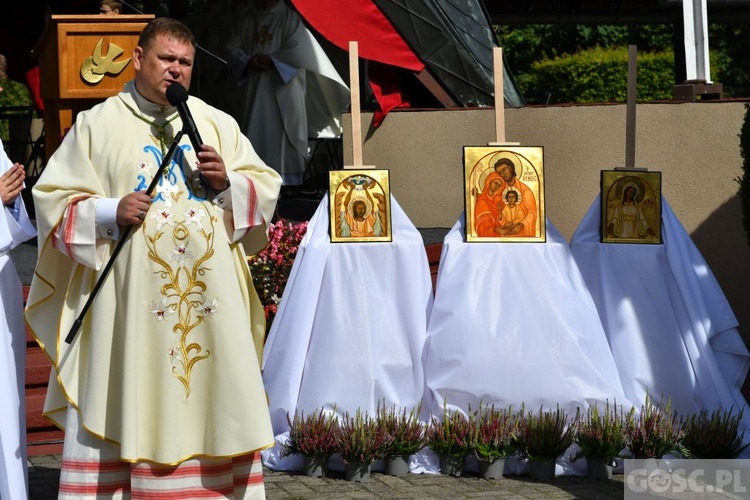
left=586, top=457, right=613, bottom=480
left=529, top=458, right=556, bottom=481
left=384, top=454, right=410, bottom=476
left=439, top=454, right=466, bottom=476
left=478, top=458, right=506, bottom=479
left=302, top=455, right=328, bottom=477
left=344, top=461, right=371, bottom=482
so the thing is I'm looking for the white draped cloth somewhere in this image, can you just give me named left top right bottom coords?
left=261, top=195, right=433, bottom=470
left=570, top=198, right=750, bottom=434
left=421, top=215, right=630, bottom=475
left=0, top=142, right=36, bottom=499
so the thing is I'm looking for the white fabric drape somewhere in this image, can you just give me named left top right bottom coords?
left=420, top=215, right=630, bottom=475
left=423, top=215, right=630, bottom=418
left=570, top=197, right=750, bottom=435
left=261, top=195, right=433, bottom=470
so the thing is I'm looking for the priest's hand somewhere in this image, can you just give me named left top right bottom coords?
left=117, top=191, right=152, bottom=226
left=0, top=163, right=25, bottom=206
left=196, top=145, right=230, bottom=193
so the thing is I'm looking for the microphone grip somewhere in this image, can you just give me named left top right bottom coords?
left=176, top=103, right=203, bottom=152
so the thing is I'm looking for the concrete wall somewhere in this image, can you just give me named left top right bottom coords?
left=343, top=101, right=750, bottom=343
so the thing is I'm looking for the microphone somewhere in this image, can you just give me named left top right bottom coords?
left=166, top=82, right=203, bottom=152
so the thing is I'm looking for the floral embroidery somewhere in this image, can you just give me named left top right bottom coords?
left=144, top=208, right=217, bottom=398
left=150, top=207, right=175, bottom=230
left=185, top=206, right=206, bottom=229
left=170, top=243, right=195, bottom=264
left=167, top=345, right=182, bottom=366
left=150, top=298, right=175, bottom=322
left=199, top=296, right=220, bottom=319
left=139, top=161, right=154, bottom=175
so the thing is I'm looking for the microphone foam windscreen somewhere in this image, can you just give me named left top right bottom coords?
left=166, top=82, right=189, bottom=105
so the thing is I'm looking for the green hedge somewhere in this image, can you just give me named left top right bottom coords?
left=518, top=47, right=674, bottom=104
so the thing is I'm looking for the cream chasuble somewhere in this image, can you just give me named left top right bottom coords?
left=26, top=82, right=281, bottom=465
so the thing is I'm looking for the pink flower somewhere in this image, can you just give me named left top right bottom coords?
left=247, top=218, right=308, bottom=333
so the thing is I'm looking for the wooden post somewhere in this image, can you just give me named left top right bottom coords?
left=618, top=45, right=646, bottom=171
left=345, top=41, right=375, bottom=170
left=625, top=45, right=637, bottom=170
left=488, top=47, right=519, bottom=147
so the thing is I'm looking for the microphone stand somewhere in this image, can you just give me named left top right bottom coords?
left=65, top=130, right=185, bottom=344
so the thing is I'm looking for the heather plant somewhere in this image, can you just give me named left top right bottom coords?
left=628, top=393, right=683, bottom=459
left=376, top=401, right=425, bottom=457
left=469, top=403, right=519, bottom=462
left=520, top=405, right=577, bottom=461
left=681, top=407, right=749, bottom=459
left=426, top=401, right=472, bottom=458
left=283, top=407, right=338, bottom=458
left=335, top=408, right=392, bottom=465
left=247, top=217, right=308, bottom=333
left=571, top=401, right=634, bottom=464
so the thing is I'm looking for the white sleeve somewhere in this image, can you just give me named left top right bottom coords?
left=95, top=197, right=120, bottom=240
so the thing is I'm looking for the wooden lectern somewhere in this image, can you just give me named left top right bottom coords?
left=35, top=15, right=154, bottom=159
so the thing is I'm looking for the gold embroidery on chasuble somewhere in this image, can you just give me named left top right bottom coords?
left=137, top=118, right=218, bottom=399
left=255, top=25, right=273, bottom=45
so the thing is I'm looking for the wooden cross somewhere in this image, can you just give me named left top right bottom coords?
left=488, top=47, right=520, bottom=147
left=344, top=41, right=375, bottom=170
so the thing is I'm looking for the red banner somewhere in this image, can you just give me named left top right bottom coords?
left=290, top=0, right=424, bottom=72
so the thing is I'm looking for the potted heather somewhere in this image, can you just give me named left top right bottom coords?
left=571, top=401, right=634, bottom=479
left=628, top=394, right=683, bottom=460
left=519, top=405, right=576, bottom=481
left=335, top=408, right=392, bottom=482
left=469, top=403, right=519, bottom=479
left=681, top=407, right=749, bottom=459
left=426, top=401, right=472, bottom=476
left=284, top=407, right=338, bottom=477
left=376, top=402, right=425, bottom=476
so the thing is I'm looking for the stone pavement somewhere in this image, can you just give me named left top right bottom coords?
left=29, top=454, right=627, bottom=499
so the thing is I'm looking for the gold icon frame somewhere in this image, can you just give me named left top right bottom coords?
left=329, top=170, right=392, bottom=243
left=464, top=146, right=546, bottom=242
left=600, top=170, right=662, bottom=244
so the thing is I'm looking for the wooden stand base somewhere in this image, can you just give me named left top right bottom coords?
left=672, top=82, right=723, bottom=101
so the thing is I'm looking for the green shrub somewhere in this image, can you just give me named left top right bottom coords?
left=520, top=46, right=674, bottom=104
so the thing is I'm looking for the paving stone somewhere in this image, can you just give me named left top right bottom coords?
left=28, top=454, right=629, bottom=499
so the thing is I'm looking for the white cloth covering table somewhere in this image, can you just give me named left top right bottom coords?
left=421, top=215, right=631, bottom=475
left=570, top=197, right=750, bottom=437
left=261, top=195, right=433, bottom=471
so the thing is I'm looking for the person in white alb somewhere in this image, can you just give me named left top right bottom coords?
left=0, top=140, right=36, bottom=499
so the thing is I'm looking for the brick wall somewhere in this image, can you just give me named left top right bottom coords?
left=23, top=286, right=65, bottom=456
